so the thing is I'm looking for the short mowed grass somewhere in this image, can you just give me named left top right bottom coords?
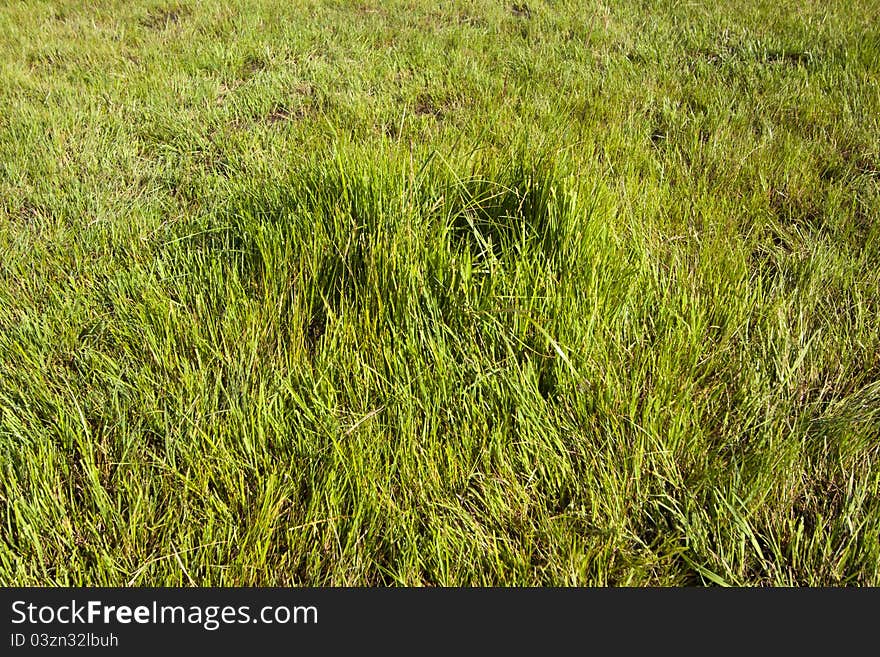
left=1, top=0, right=879, bottom=585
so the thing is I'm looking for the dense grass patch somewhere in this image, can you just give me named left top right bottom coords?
left=1, top=0, right=878, bottom=584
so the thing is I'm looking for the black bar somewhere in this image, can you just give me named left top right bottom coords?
left=1, top=587, right=876, bottom=652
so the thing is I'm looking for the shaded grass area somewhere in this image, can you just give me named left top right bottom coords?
left=1, top=0, right=879, bottom=584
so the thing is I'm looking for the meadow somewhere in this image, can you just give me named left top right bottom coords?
left=1, top=0, right=878, bottom=585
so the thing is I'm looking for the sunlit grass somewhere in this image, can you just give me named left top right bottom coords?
left=1, top=0, right=878, bottom=585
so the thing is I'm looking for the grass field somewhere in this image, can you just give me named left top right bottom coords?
left=1, top=0, right=878, bottom=585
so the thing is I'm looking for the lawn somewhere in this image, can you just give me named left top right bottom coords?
left=1, top=0, right=878, bottom=585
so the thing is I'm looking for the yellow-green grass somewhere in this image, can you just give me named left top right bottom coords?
left=1, top=0, right=878, bottom=585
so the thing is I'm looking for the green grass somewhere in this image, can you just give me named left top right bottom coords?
left=1, top=0, right=879, bottom=585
